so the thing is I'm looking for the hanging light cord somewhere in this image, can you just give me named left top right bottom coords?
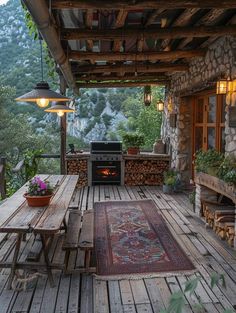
left=40, top=38, right=44, bottom=82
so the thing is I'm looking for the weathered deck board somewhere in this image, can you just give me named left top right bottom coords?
left=1, top=185, right=236, bottom=312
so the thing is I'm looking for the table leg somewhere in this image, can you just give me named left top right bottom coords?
left=7, top=233, right=22, bottom=290
left=61, top=217, right=67, bottom=233
left=40, top=234, right=55, bottom=287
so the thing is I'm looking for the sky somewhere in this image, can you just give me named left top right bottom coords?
left=0, top=0, right=8, bottom=4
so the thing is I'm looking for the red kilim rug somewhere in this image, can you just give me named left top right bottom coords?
left=94, top=199, right=195, bottom=276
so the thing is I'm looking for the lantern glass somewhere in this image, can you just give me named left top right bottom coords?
left=144, top=86, right=152, bottom=106
left=216, top=80, right=227, bottom=95
left=157, top=101, right=164, bottom=111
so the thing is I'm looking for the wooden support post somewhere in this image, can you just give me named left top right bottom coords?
left=0, top=157, right=6, bottom=200
left=60, top=75, right=67, bottom=175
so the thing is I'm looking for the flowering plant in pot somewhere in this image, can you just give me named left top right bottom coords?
left=24, top=176, right=53, bottom=207
left=122, top=132, right=145, bottom=155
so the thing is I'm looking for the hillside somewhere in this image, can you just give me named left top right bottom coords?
left=0, top=0, right=162, bottom=149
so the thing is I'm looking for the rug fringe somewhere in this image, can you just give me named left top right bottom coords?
left=93, top=269, right=198, bottom=281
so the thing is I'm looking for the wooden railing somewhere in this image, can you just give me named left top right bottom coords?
left=0, top=154, right=61, bottom=200
left=0, top=157, right=6, bottom=200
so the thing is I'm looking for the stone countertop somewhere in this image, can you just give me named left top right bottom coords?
left=122, top=153, right=170, bottom=160
left=66, top=152, right=170, bottom=160
left=66, top=152, right=90, bottom=159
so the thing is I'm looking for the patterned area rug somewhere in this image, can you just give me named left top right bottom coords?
left=94, top=199, right=195, bottom=276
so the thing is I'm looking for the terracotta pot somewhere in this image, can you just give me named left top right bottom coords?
left=127, top=147, right=140, bottom=155
left=24, top=193, right=53, bottom=207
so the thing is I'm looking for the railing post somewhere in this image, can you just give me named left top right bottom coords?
left=60, top=75, right=67, bottom=175
left=0, top=157, right=7, bottom=199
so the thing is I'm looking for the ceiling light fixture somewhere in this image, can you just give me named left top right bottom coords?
left=45, top=102, right=75, bottom=117
left=15, top=36, right=70, bottom=107
left=144, top=85, right=152, bottom=106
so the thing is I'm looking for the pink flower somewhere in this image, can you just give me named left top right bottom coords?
left=39, top=181, right=47, bottom=190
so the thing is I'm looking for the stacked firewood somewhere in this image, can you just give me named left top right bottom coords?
left=202, top=200, right=235, bottom=247
left=67, top=159, right=88, bottom=187
left=125, top=159, right=169, bottom=186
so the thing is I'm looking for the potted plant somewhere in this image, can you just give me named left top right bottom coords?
left=24, top=176, right=53, bottom=207
left=163, top=169, right=177, bottom=194
left=195, top=149, right=224, bottom=176
left=122, top=132, right=145, bottom=155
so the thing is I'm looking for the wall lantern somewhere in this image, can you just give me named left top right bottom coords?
left=45, top=102, right=75, bottom=117
left=15, top=37, right=70, bottom=108
left=156, top=100, right=164, bottom=112
left=167, top=101, right=173, bottom=113
left=144, top=85, right=152, bottom=106
left=216, top=78, right=236, bottom=106
left=216, top=79, right=228, bottom=95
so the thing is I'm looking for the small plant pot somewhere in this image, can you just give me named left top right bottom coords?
left=127, top=147, right=140, bottom=155
left=162, top=185, right=173, bottom=194
left=24, top=193, right=53, bottom=207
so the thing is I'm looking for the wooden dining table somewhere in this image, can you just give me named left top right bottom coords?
left=0, top=174, right=78, bottom=289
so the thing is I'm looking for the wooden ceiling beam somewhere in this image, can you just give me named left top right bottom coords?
left=145, top=9, right=166, bottom=27
left=52, top=1, right=236, bottom=10
left=113, top=10, right=128, bottom=52
left=76, top=82, right=167, bottom=88
left=85, top=9, right=94, bottom=60
left=73, top=63, right=188, bottom=74
left=62, top=25, right=236, bottom=40
left=161, top=8, right=200, bottom=51
left=75, top=74, right=168, bottom=82
left=69, top=50, right=205, bottom=61
left=177, top=9, right=226, bottom=49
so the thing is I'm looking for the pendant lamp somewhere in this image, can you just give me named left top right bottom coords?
left=144, top=85, right=152, bottom=106
left=15, top=37, right=70, bottom=107
left=45, top=102, right=75, bottom=117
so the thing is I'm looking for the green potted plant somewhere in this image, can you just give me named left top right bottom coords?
left=24, top=176, right=53, bottom=207
left=163, top=169, right=177, bottom=194
left=195, top=149, right=224, bottom=176
left=122, top=132, right=145, bottom=155
left=217, top=156, right=236, bottom=185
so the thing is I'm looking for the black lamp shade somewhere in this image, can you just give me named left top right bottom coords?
left=15, top=81, right=71, bottom=102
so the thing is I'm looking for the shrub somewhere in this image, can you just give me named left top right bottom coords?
left=195, top=150, right=224, bottom=175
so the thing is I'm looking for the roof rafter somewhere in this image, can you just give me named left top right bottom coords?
left=73, top=63, right=188, bottom=74
left=76, top=82, right=167, bottom=88
left=52, top=0, right=236, bottom=10
left=69, top=50, right=205, bottom=62
left=62, top=25, right=236, bottom=41
left=75, top=74, right=168, bottom=82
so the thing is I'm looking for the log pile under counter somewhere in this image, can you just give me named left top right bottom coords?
left=66, top=153, right=170, bottom=186
left=66, top=154, right=89, bottom=188
left=124, top=154, right=170, bottom=186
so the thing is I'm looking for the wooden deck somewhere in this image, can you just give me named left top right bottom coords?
left=0, top=185, right=236, bottom=313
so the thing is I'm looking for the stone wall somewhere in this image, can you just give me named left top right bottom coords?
left=162, top=36, right=236, bottom=181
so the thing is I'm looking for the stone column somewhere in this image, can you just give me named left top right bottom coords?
left=175, top=97, right=193, bottom=183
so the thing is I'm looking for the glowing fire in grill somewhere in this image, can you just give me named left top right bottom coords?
left=97, top=168, right=118, bottom=178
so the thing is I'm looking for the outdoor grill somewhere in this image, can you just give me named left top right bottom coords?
left=90, top=141, right=122, bottom=185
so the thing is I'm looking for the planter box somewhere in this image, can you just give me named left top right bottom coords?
left=195, top=172, right=236, bottom=203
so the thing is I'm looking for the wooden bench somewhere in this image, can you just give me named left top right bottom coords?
left=63, top=209, right=95, bottom=273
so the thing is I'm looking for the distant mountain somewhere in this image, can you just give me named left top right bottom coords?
left=0, top=0, right=43, bottom=96
left=0, top=0, right=141, bottom=144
